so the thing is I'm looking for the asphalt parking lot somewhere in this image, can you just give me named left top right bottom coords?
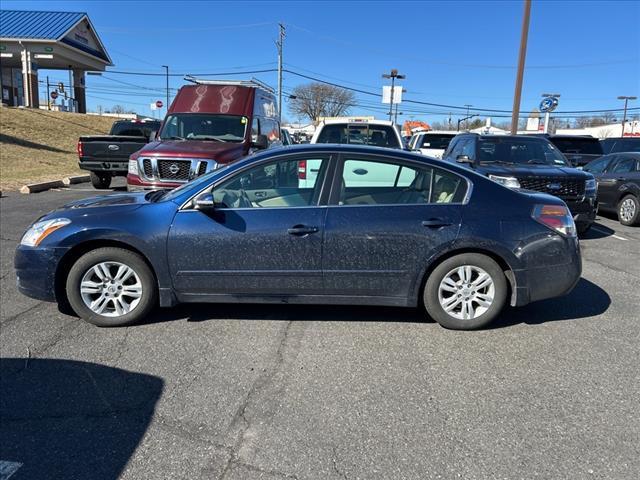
left=1, top=179, right=639, bottom=480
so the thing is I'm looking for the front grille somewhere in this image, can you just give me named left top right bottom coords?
left=197, top=161, right=207, bottom=176
left=158, top=160, right=191, bottom=181
left=142, top=158, right=153, bottom=177
left=518, top=177, right=585, bottom=199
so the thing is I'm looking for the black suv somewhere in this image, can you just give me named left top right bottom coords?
left=442, top=134, right=597, bottom=234
left=547, top=135, right=603, bottom=167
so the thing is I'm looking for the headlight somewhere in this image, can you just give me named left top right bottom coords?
left=128, top=159, right=139, bottom=175
left=585, top=178, right=597, bottom=193
left=20, top=218, right=71, bottom=247
left=489, top=174, right=521, bottom=189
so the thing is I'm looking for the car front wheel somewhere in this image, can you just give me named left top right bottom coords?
left=618, top=194, right=639, bottom=226
left=66, top=247, right=157, bottom=327
left=424, top=253, right=507, bottom=330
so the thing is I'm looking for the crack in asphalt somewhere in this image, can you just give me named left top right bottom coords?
left=218, top=320, right=299, bottom=480
left=1, top=301, right=46, bottom=327
left=584, top=257, right=640, bottom=280
left=332, top=446, right=348, bottom=480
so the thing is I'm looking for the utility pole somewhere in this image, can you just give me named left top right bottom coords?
left=464, top=105, right=472, bottom=130
left=162, top=65, right=169, bottom=112
left=383, top=69, right=405, bottom=124
left=510, top=0, right=532, bottom=134
left=276, top=23, right=285, bottom=125
left=618, top=95, right=637, bottom=137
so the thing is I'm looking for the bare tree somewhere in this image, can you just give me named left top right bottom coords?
left=289, top=83, right=355, bottom=122
left=111, top=104, right=127, bottom=114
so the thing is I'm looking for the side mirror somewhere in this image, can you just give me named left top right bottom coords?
left=456, top=154, right=474, bottom=164
left=252, top=134, right=269, bottom=150
left=148, top=130, right=158, bottom=141
left=194, top=192, right=215, bottom=210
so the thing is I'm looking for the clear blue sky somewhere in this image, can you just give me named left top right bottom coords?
left=4, top=0, right=640, bottom=125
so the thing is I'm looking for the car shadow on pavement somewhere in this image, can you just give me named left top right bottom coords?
left=0, top=358, right=163, bottom=480
left=142, top=277, right=609, bottom=329
left=490, top=278, right=610, bottom=329
left=580, top=221, right=615, bottom=240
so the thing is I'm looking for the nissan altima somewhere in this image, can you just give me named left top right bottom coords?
left=15, top=144, right=581, bottom=330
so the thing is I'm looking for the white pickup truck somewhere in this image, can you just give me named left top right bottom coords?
left=408, top=131, right=457, bottom=159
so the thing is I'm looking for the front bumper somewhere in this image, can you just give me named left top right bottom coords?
left=565, top=196, right=597, bottom=226
left=15, top=245, right=69, bottom=302
left=126, top=173, right=182, bottom=192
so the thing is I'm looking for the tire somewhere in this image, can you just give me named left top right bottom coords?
left=618, top=194, right=640, bottom=226
left=423, top=253, right=507, bottom=330
left=577, top=222, right=592, bottom=236
left=90, top=172, right=112, bottom=189
left=65, top=247, right=157, bottom=327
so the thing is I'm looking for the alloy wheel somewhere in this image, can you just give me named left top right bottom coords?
left=79, top=261, right=143, bottom=317
left=438, top=265, right=495, bottom=320
left=620, top=198, right=636, bottom=223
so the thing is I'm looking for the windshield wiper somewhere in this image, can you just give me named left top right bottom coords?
left=145, top=189, right=171, bottom=202
left=480, top=160, right=516, bottom=165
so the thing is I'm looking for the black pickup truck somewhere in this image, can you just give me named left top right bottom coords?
left=78, top=119, right=161, bottom=189
left=442, top=133, right=598, bottom=235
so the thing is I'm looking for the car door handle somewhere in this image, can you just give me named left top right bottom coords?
left=287, top=225, right=319, bottom=236
left=422, top=219, right=452, bottom=228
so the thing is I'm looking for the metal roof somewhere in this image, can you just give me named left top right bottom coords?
left=0, top=10, right=86, bottom=40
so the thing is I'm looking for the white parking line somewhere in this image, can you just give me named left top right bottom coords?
left=0, top=461, right=23, bottom=480
left=592, top=226, right=628, bottom=241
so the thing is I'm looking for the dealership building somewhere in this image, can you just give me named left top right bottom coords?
left=0, top=10, right=112, bottom=113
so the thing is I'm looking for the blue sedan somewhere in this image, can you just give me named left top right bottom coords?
left=15, top=145, right=581, bottom=330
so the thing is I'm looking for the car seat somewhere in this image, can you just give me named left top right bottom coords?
left=397, top=171, right=431, bottom=204
left=433, top=176, right=457, bottom=203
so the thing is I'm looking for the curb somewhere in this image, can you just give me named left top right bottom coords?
left=63, top=175, right=91, bottom=185
left=20, top=180, right=65, bottom=194
left=19, top=175, right=91, bottom=194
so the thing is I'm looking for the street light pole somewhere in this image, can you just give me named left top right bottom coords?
left=383, top=69, right=405, bottom=124
left=510, top=0, right=532, bottom=134
left=277, top=23, right=286, bottom=126
left=162, top=65, right=169, bottom=112
left=464, top=104, right=472, bottom=130
left=618, top=95, right=637, bottom=137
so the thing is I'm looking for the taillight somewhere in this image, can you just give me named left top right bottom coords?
left=298, top=160, right=307, bottom=179
left=77, top=140, right=83, bottom=158
left=532, top=204, right=576, bottom=237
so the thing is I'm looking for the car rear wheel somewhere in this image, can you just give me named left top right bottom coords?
left=66, top=247, right=157, bottom=327
left=90, top=172, right=112, bottom=189
left=618, top=195, right=639, bottom=226
left=424, top=253, right=507, bottom=330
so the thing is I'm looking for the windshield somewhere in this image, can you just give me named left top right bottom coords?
left=550, top=138, right=603, bottom=155
left=316, top=124, right=401, bottom=148
left=110, top=122, right=160, bottom=137
left=160, top=114, right=248, bottom=142
left=419, top=134, right=455, bottom=150
left=611, top=138, right=640, bottom=153
left=478, top=138, right=569, bottom=166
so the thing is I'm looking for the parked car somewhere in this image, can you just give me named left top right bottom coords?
left=599, top=137, right=640, bottom=154
left=127, top=79, right=280, bottom=191
left=311, top=118, right=404, bottom=149
left=583, top=152, right=640, bottom=226
left=442, top=133, right=597, bottom=235
left=16, top=144, right=581, bottom=330
left=547, top=135, right=603, bottom=167
left=78, top=119, right=161, bottom=189
left=409, top=131, right=457, bottom=159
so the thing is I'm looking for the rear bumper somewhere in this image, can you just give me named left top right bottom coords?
left=512, top=235, right=582, bottom=306
left=79, top=160, right=127, bottom=174
left=15, top=245, right=69, bottom=302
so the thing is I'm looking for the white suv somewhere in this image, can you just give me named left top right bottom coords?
left=409, top=131, right=457, bottom=159
left=311, top=119, right=404, bottom=149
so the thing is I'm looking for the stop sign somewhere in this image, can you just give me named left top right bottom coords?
left=156, top=100, right=163, bottom=109
left=50, top=91, right=58, bottom=99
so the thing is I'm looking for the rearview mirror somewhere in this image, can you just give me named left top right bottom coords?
left=252, top=134, right=269, bottom=150
left=456, top=154, right=474, bottom=164
left=194, top=192, right=215, bottom=210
